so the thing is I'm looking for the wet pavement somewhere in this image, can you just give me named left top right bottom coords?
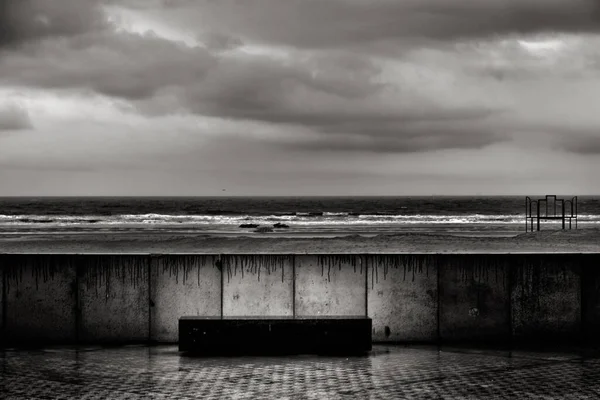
left=1, top=344, right=600, bottom=399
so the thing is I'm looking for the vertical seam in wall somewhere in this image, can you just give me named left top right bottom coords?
left=437, top=256, right=441, bottom=344
left=364, top=255, right=368, bottom=317
left=148, top=255, right=152, bottom=343
left=292, top=256, right=296, bottom=319
left=220, top=254, right=224, bottom=319
left=580, top=256, right=585, bottom=343
left=74, top=256, right=80, bottom=344
left=507, top=255, right=513, bottom=345
left=2, top=256, right=6, bottom=338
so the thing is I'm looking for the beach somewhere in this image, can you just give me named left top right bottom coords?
left=1, top=196, right=597, bottom=254
left=2, top=228, right=599, bottom=254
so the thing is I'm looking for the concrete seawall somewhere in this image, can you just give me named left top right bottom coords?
left=1, top=254, right=598, bottom=345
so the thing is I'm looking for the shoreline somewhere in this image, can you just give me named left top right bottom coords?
left=1, top=229, right=599, bottom=254
left=2, top=252, right=599, bottom=255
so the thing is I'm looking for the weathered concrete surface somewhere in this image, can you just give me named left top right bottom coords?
left=79, top=256, right=149, bottom=343
left=0, top=253, right=597, bottom=345
left=1, top=262, right=4, bottom=339
left=511, top=255, right=581, bottom=342
left=368, top=255, right=438, bottom=341
left=295, top=255, right=366, bottom=317
left=581, top=255, right=600, bottom=343
left=151, top=255, right=221, bottom=342
left=4, top=255, right=77, bottom=343
left=439, top=256, right=510, bottom=342
left=223, top=255, right=294, bottom=317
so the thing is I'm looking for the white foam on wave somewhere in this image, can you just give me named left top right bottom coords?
left=0, top=213, right=599, bottom=227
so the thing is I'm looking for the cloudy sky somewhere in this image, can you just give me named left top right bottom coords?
left=0, top=0, right=599, bottom=196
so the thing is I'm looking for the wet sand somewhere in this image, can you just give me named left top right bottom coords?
left=1, top=228, right=599, bottom=253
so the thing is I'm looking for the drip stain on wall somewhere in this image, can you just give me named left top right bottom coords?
left=82, top=256, right=149, bottom=299
left=317, top=255, right=363, bottom=283
left=221, top=255, right=294, bottom=283
left=440, top=255, right=510, bottom=319
left=450, top=255, right=508, bottom=287
left=513, top=255, right=580, bottom=312
left=157, top=255, right=216, bottom=286
left=368, top=255, right=435, bottom=289
left=4, top=255, right=67, bottom=294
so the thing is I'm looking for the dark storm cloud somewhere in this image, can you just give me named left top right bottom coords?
left=269, top=120, right=506, bottom=154
left=0, top=0, right=107, bottom=48
left=174, top=0, right=600, bottom=50
left=0, top=37, right=385, bottom=117
left=174, top=52, right=507, bottom=153
left=189, top=51, right=493, bottom=125
left=0, top=30, right=504, bottom=153
left=183, top=52, right=385, bottom=117
left=0, top=31, right=216, bottom=100
left=0, top=0, right=543, bottom=155
left=0, top=104, right=32, bottom=131
left=202, top=32, right=244, bottom=52
left=560, top=136, right=600, bottom=155
left=188, top=62, right=504, bottom=152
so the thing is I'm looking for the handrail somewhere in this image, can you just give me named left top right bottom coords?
left=525, top=195, right=578, bottom=232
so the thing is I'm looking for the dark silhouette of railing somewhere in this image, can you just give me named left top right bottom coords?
left=525, top=195, right=577, bottom=232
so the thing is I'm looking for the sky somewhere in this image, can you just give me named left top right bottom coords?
left=0, top=0, right=599, bottom=196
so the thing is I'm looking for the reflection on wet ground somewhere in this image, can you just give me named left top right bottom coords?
left=1, top=344, right=600, bottom=399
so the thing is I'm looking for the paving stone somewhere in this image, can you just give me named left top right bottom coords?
left=1, top=345, right=599, bottom=399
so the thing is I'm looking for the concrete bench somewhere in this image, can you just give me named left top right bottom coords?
left=179, top=316, right=372, bottom=355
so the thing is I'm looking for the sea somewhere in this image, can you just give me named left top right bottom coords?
left=0, top=196, right=598, bottom=237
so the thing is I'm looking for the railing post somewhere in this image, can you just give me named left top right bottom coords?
left=525, top=197, right=529, bottom=232
left=529, top=200, right=534, bottom=232
left=575, top=197, right=578, bottom=229
left=527, top=195, right=578, bottom=232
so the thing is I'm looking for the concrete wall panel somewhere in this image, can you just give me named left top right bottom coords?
left=368, top=255, right=438, bottom=342
left=4, top=255, right=77, bottom=343
left=1, top=259, right=4, bottom=340
left=581, top=255, right=600, bottom=342
left=511, top=255, right=581, bottom=342
left=439, top=255, right=510, bottom=342
left=0, top=253, right=594, bottom=346
left=151, top=255, right=221, bottom=342
left=223, top=255, right=294, bottom=317
left=295, top=255, right=366, bottom=317
left=79, top=256, right=149, bottom=343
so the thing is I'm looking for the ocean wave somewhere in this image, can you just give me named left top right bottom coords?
left=296, top=212, right=325, bottom=217
left=0, top=213, right=599, bottom=226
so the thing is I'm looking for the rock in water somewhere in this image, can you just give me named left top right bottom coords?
left=239, top=223, right=260, bottom=228
left=254, top=226, right=274, bottom=233
left=273, top=223, right=290, bottom=229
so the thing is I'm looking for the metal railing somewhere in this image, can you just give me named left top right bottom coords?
left=525, top=195, right=577, bottom=232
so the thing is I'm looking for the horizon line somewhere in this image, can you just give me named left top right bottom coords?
left=0, top=194, right=594, bottom=198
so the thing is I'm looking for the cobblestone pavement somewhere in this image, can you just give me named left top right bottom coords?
left=1, top=344, right=600, bottom=399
